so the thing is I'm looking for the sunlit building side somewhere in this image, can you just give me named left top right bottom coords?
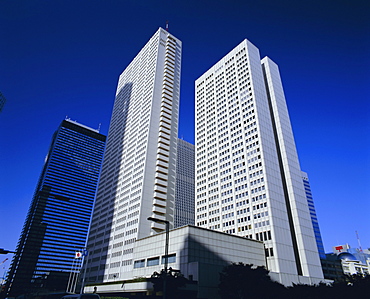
left=84, top=28, right=182, bottom=283
left=194, top=39, right=324, bottom=285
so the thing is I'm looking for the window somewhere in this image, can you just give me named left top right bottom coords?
left=265, top=248, right=269, bottom=257
left=147, top=257, right=160, bottom=267
left=134, top=259, right=145, bottom=268
left=162, top=253, right=176, bottom=264
left=269, top=248, right=274, bottom=257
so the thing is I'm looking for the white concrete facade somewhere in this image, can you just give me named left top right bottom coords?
left=85, top=27, right=182, bottom=283
left=195, top=39, right=324, bottom=286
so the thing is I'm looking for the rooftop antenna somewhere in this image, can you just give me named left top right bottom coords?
left=356, top=231, right=363, bottom=252
left=165, top=20, right=169, bottom=31
left=97, top=123, right=101, bottom=133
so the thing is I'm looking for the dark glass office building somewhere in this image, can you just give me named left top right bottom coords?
left=4, top=119, right=106, bottom=297
left=302, top=171, right=326, bottom=259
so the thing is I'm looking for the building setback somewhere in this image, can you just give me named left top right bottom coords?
left=84, top=28, right=182, bottom=283
left=174, top=138, right=195, bottom=228
left=4, top=119, right=106, bottom=297
left=194, top=39, right=324, bottom=285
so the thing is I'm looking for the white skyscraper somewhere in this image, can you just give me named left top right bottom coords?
left=85, top=28, right=181, bottom=283
left=195, top=39, right=324, bottom=285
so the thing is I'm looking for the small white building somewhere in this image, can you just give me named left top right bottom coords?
left=341, top=258, right=370, bottom=276
left=85, top=225, right=266, bottom=298
left=334, top=245, right=370, bottom=277
left=333, top=244, right=370, bottom=275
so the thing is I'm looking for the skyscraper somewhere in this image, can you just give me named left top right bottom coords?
left=84, top=28, right=182, bottom=283
left=174, top=138, right=195, bottom=228
left=302, top=171, right=326, bottom=259
left=5, top=119, right=106, bottom=297
left=195, top=39, right=324, bottom=285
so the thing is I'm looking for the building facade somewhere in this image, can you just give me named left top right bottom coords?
left=194, top=39, right=324, bottom=285
left=302, top=171, right=325, bottom=259
left=85, top=225, right=266, bottom=299
left=331, top=244, right=370, bottom=277
left=84, top=28, right=182, bottom=283
left=174, top=138, right=195, bottom=228
left=4, top=119, right=106, bottom=297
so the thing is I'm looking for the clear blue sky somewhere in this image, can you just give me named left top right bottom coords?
left=1, top=0, right=369, bottom=269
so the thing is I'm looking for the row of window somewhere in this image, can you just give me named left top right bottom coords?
left=134, top=254, right=176, bottom=268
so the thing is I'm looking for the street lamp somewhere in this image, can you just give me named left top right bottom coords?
left=147, top=217, right=169, bottom=299
left=0, top=249, right=16, bottom=255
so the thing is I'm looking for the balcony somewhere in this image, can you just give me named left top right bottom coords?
left=155, top=180, right=168, bottom=191
left=158, top=131, right=170, bottom=141
left=163, top=79, right=174, bottom=88
left=157, top=143, right=170, bottom=152
left=151, top=221, right=165, bottom=232
left=160, top=118, right=171, bottom=128
left=154, top=191, right=167, bottom=201
left=156, top=159, right=168, bottom=169
left=161, top=101, right=172, bottom=112
left=157, top=148, right=169, bottom=158
left=158, top=137, right=170, bottom=147
left=154, top=184, right=167, bottom=194
left=161, top=105, right=172, bottom=114
left=153, top=197, right=166, bottom=207
left=152, top=205, right=166, bottom=215
left=162, top=97, right=172, bottom=107
left=160, top=111, right=171, bottom=120
left=156, top=154, right=169, bottom=164
left=159, top=124, right=171, bottom=135
left=155, top=173, right=168, bottom=183
left=151, top=213, right=166, bottom=222
left=163, top=75, right=174, bottom=84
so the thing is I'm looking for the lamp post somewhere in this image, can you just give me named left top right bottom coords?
left=147, top=217, right=169, bottom=299
left=0, top=249, right=16, bottom=255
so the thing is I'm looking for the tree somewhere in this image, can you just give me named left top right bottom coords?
left=218, top=263, right=286, bottom=299
left=149, top=268, right=191, bottom=299
left=331, top=274, right=370, bottom=298
left=287, top=274, right=370, bottom=299
left=287, top=282, right=333, bottom=299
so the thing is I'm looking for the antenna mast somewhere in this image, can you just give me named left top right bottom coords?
left=356, top=231, right=363, bottom=252
left=165, top=20, right=169, bottom=31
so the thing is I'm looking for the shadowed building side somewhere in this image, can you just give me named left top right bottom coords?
left=175, top=139, right=195, bottom=228
left=4, top=119, right=106, bottom=297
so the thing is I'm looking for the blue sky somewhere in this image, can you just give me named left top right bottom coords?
left=1, top=0, right=369, bottom=267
